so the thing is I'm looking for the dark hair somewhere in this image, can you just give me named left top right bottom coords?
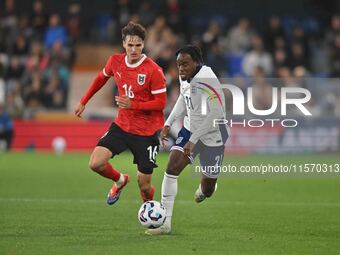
left=121, top=22, right=147, bottom=41
left=175, top=45, right=203, bottom=63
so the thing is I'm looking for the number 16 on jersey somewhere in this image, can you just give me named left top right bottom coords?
left=123, top=84, right=134, bottom=98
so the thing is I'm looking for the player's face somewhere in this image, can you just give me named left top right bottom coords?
left=176, top=53, right=198, bottom=81
left=123, top=35, right=144, bottom=64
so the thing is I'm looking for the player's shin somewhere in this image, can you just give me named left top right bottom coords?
left=99, top=163, right=123, bottom=183
left=161, top=172, right=178, bottom=228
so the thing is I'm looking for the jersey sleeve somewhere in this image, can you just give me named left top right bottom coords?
left=102, top=55, right=115, bottom=77
left=150, top=66, right=166, bottom=95
left=164, top=94, right=186, bottom=127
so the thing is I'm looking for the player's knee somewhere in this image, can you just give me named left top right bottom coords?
left=88, top=159, right=105, bottom=172
left=166, top=162, right=182, bottom=176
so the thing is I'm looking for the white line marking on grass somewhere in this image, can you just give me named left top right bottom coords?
left=0, top=198, right=340, bottom=207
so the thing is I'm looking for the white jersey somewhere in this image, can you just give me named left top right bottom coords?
left=165, top=65, right=227, bottom=147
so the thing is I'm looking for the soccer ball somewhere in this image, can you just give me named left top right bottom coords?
left=138, top=200, right=166, bottom=228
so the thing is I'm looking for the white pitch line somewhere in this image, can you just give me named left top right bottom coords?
left=0, top=198, right=340, bottom=207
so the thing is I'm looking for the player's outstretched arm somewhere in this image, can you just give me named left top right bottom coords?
left=79, top=71, right=110, bottom=107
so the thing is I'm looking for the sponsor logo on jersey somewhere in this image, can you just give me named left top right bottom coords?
left=137, top=74, right=146, bottom=85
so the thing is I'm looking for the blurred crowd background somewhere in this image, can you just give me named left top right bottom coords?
left=1, top=0, right=340, bottom=135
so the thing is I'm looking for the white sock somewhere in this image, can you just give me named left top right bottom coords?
left=161, top=173, right=178, bottom=228
left=116, top=174, right=125, bottom=187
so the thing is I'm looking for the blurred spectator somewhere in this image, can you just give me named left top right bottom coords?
left=289, top=43, right=309, bottom=70
left=111, top=0, right=134, bottom=43
left=1, top=0, right=17, bottom=27
left=66, top=3, right=81, bottom=42
left=330, top=61, right=340, bottom=77
left=164, top=63, right=179, bottom=96
left=30, top=0, right=49, bottom=40
left=201, top=20, right=222, bottom=58
left=65, top=3, right=80, bottom=68
left=0, top=103, right=14, bottom=151
left=12, top=34, right=29, bottom=57
left=226, top=18, right=255, bottom=54
left=263, top=16, right=286, bottom=53
left=206, top=43, right=227, bottom=77
left=273, top=48, right=289, bottom=71
left=161, top=0, right=188, bottom=36
left=0, top=63, right=5, bottom=102
left=3, top=57, right=24, bottom=118
left=145, top=16, right=180, bottom=72
left=156, top=28, right=179, bottom=70
left=293, top=66, right=308, bottom=88
left=43, top=74, right=65, bottom=109
left=309, top=35, right=330, bottom=74
left=325, top=15, right=340, bottom=47
left=277, top=66, right=296, bottom=87
left=250, top=67, right=273, bottom=112
left=1, top=0, right=18, bottom=50
left=25, top=41, right=49, bottom=73
left=44, top=59, right=70, bottom=94
left=145, top=16, right=168, bottom=58
left=0, top=29, right=7, bottom=54
left=138, top=1, right=156, bottom=27
left=49, top=40, right=71, bottom=67
left=23, top=71, right=44, bottom=111
left=17, top=14, right=33, bottom=41
left=44, top=14, right=68, bottom=49
left=330, top=34, right=340, bottom=77
left=6, top=86, right=24, bottom=118
left=274, top=36, right=288, bottom=51
left=5, top=56, right=24, bottom=80
left=243, top=35, right=273, bottom=76
left=290, top=25, right=309, bottom=56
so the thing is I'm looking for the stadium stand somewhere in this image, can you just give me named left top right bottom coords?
left=1, top=0, right=340, bottom=152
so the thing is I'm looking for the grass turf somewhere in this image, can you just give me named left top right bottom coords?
left=0, top=152, right=340, bottom=255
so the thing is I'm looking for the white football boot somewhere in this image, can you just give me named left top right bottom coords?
left=194, top=183, right=218, bottom=203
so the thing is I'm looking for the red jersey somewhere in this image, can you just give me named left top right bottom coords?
left=82, top=53, right=166, bottom=136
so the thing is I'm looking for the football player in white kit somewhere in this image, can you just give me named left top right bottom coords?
left=146, top=45, right=228, bottom=235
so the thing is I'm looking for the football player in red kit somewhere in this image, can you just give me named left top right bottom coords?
left=74, top=22, right=166, bottom=205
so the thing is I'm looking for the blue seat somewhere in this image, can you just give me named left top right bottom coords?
left=228, top=54, right=244, bottom=77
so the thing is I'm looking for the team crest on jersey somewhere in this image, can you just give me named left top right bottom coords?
left=176, top=137, right=183, bottom=144
left=137, top=74, right=146, bottom=85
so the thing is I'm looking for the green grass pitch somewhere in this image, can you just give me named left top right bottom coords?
left=0, top=152, right=340, bottom=255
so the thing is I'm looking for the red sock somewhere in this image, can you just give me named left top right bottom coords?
left=99, top=163, right=121, bottom=181
left=140, top=186, right=155, bottom=202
